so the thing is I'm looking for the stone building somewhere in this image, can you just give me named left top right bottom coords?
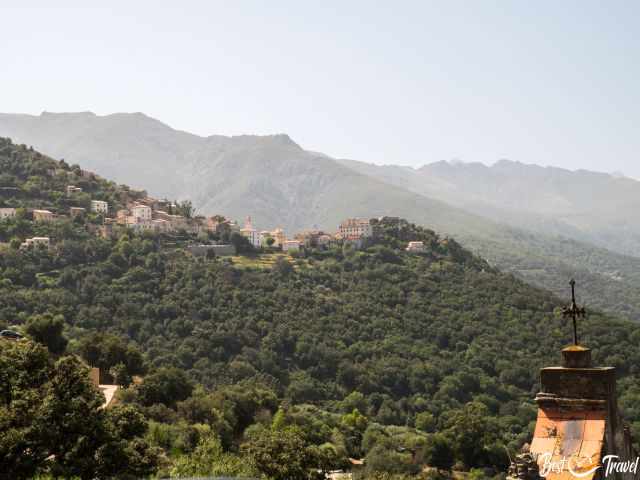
left=32, top=209, right=54, bottom=222
left=338, top=218, right=373, bottom=239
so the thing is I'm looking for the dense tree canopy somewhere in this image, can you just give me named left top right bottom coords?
left=0, top=339, right=159, bottom=479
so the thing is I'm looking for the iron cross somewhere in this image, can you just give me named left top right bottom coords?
left=562, top=279, right=586, bottom=345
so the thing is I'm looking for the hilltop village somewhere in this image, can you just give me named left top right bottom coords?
left=0, top=165, right=428, bottom=256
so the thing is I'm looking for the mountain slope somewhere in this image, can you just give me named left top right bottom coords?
left=2, top=112, right=640, bottom=323
left=0, top=111, right=523, bottom=238
left=2, top=140, right=640, bottom=464
left=338, top=157, right=640, bottom=257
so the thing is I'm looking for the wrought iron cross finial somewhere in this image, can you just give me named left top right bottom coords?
left=562, top=279, right=586, bottom=345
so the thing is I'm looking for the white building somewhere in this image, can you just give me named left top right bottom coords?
left=126, top=216, right=153, bottom=232
left=406, top=241, right=426, bottom=253
left=66, top=185, right=82, bottom=196
left=91, top=200, right=109, bottom=214
left=338, top=218, right=373, bottom=239
left=270, top=228, right=286, bottom=247
left=32, top=209, right=54, bottom=222
left=240, top=217, right=261, bottom=248
left=282, top=240, right=301, bottom=252
left=131, top=204, right=152, bottom=221
left=0, top=208, right=16, bottom=219
left=20, top=237, right=50, bottom=250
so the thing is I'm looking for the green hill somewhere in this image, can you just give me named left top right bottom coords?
left=3, top=112, right=640, bottom=326
left=2, top=138, right=640, bottom=478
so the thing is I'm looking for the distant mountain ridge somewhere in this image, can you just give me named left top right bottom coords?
left=2, top=111, right=640, bottom=322
left=339, top=157, right=640, bottom=257
left=0, top=112, right=508, bottom=234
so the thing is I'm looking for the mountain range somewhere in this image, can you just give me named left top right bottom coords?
left=1, top=111, right=639, bottom=321
left=339, top=158, right=640, bottom=257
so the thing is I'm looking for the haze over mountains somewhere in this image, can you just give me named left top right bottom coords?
left=339, top=158, right=640, bottom=258
left=2, top=111, right=640, bottom=321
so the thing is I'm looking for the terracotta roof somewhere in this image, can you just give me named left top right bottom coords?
left=530, top=407, right=606, bottom=480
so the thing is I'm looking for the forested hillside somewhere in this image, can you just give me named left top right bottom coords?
left=2, top=139, right=640, bottom=479
left=3, top=113, right=640, bottom=326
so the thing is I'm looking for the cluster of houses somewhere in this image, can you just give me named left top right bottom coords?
left=113, top=198, right=194, bottom=235
left=4, top=187, right=428, bottom=256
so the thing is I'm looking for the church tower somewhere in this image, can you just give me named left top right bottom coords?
left=507, top=282, right=638, bottom=480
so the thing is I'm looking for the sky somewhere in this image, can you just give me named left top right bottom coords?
left=1, top=1, right=639, bottom=177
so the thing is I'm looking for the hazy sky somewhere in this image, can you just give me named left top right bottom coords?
left=2, top=1, right=639, bottom=176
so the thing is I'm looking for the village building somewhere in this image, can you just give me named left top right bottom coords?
left=269, top=228, right=286, bottom=247
left=188, top=218, right=207, bottom=235
left=240, top=217, right=261, bottom=248
left=66, top=185, right=82, bottom=196
left=126, top=216, right=153, bottom=232
left=20, top=237, right=50, bottom=250
left=295, top=230, right=333, bottom=248
left=339, top=218, right=374, bottom=239
left=260, top=230, right=274, bottom=246
left=116, top=209, right=129, bottom=225
left=91, top=200, right=108, bottom=214
left=208, top=217, right=240, bottom=235
left=32, top=209, right=54, bottom=222
left=406, top=241, right=426, bottom=253
left=0, top=207, right=17, bottom=219
left=79, top=169, right=96, bottom=179
left=131, top=204, right=152, bottom=221
left=169, top=215, right=188, bottom=231
left=152, top=219, right=170, bottom=233
left=207, top=216, right=221, bottom=232
left=282, top=240, right=301, bottom=252
left=318, top=234, right=334, bottom=246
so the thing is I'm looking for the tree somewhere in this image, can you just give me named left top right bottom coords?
left=0, top=340, right=159, bottom=479
left=25, top=313, right=68, bottom=354
left=445, top=402, right=501, bottom=469
left=110, top=362, right=133, bottom=388
left=171, top=433, right=257, bottom=477
left=0, top=340, right=51, bottom=478
left=416, top=411, right=437, bottom=433
left=242, top=425, right=318, bottom=480
left=229, top=232, right=254, bottom=254
left=77, top=332, right=145, bottom=381
left=272, top=256, right=294, bottom=276
left=175, top=200, right=194, bottom=219
left=136, top=367, right=193, bottom=407
left=423, top=433, right=454, bottom=471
